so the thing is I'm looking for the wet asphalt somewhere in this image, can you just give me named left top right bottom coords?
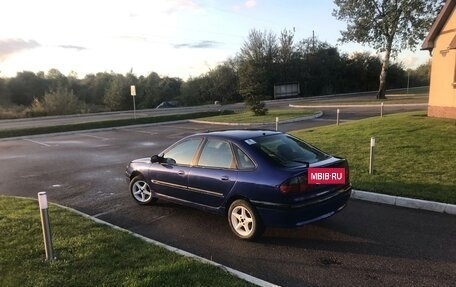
left=1, top=105, right=455, bottom=287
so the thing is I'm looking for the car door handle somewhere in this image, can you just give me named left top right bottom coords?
left=221, top=175, right=229, bottom=181
left=178, top=170, right=185, bottom=176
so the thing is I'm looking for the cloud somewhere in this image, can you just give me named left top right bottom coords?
left=57, top=45, right=87, bottom=51
left=0, top=38, right=40, bottom=61
left=233, top=0, right=257, bottom=11
left=165, top=0, right=200, bottom=14
left=174, top=40, right=221, bottom=49
left=244, top=0, right=257, bottom=9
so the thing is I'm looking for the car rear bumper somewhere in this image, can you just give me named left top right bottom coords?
left=251, top=185, right=352, bottom=228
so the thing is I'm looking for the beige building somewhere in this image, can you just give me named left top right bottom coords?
left=422, top=0, right=456, bottom=119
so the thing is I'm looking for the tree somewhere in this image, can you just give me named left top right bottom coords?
left=333, top=0, right=443, bottom=99
left=296, top=36, right=337, bottom=96
left=30, top=86, right=84, bottom=116
left=158, top=77, right=182, bottom=104
left=239, top=61, right=268, bottom=115
left=103, top=74, right=129, bottom=111
left=7, top=71, right=46, bottom=105
left=206, top=64, right=240, bottom=104
left=139, top=72, right=161, bottom=108
left=409, top=61, right=431, bottom=87
left=277, top=29, right=300, bottom=83
left=0, top=77, right=10, bottom=105
left=46, top=68, right=68, bottom=92
left=238, top=29, right=278, bottom=115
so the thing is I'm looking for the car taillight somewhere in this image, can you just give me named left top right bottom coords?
left=279, top=175, right=308, bottom=194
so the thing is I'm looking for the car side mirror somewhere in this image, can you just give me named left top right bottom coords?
left=151, top=155, right=163, bottom=163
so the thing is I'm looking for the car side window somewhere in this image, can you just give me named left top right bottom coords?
left=233, top=145, right=255, bottom=170
left=198, top=139, right=234, bottom=169
left=163, top=138, right=202, bottom=166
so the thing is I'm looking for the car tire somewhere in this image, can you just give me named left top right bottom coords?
left=228, top=199, right=264, bottom=240
left=130, top=175, right=158, bottom=205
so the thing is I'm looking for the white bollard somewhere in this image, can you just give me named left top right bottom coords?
left=275, top=117, right=279, bottom=131
left=336, top=109, right=340, bottom=126
left=369, top=137, right=376, bottom=175
left=380, top=102, right=384, bottom=118
left=38, top=192, right=54, bottom=261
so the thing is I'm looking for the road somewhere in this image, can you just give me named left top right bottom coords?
left=0, top=105, right=224, bottom=130
left=0, top=92, right=425, bottom=131
left=1, top=103, right=454, bottom=286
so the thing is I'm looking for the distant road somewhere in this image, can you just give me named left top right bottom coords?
left=0, top=104, right=227, bottom=131
left=0, top=92, right=427, bottom=131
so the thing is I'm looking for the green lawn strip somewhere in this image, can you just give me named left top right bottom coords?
left=0, top=111, right=233, bottom=139
left=197, top=109, right=316, bottom=123
left=0, top=196, right=254, bottom=287
left=390, top=86, right=429, bottom=95
left=291, top=112, right=456, bottom=204
left=294, top=95, right=428, bottom=106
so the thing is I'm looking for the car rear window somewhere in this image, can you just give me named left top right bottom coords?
left=249, top=134, right=329, bottom=167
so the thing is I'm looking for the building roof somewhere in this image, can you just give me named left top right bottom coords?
left=421, top=0, right=456, bottom=51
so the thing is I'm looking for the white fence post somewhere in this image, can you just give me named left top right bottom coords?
left=38, top=192, right=54, bottom=260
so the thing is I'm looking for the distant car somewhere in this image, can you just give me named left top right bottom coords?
left=155, top=101, right=179, bottom=109
left=125, top=130, right=351, bottom=240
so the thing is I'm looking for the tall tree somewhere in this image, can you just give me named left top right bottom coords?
left=238, top=29, right=277, bottom=115
left=103, top=74, right=129, bottom=111
left=277, top=29, right=300, bottom=82
left=7, top=71, right=46, bottom=105
left=0, top=77, right=10, bottom=105
left=206, top=64, right=240, bottom=104
left=333, top=0, right=443, bottom=99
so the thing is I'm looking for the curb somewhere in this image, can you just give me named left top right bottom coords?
left=188, top=111, right=323, bottom=126
left=38, top=199, right=280, bottom=287
left=352, top=190, right=456, bottom=215
left=0, top=119, right=190, bottom=142
left=289, top=103, right=428, bottom=108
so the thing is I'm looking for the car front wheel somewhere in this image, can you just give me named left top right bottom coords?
left=228, top=199, right=263, bottom=240
left=130, top=175, right=157, bottom=205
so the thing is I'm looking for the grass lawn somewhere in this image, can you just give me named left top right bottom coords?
left=291, top=112, right=456, bottom=204
left=294, top=94, right=429, bottom=106
left=197, top=108, right=316, bottom=123
left=0, top=196, right=254, bottom=287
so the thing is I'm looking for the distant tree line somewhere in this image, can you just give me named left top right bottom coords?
left=0, top=29, right=430, bottom=118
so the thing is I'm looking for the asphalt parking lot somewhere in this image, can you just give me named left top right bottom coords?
left=1, top=107, right=455, bottom=287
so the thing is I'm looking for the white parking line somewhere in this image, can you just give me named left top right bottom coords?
left=81, top=134, right=110, bottom=140
left=136, top=130, right=159, bottom=135
left=23, top=139, right=51, bottom=147
left=121, top=129, right=159, bottom=135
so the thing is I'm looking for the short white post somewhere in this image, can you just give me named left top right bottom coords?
left=369, top=137, right=376, bottom=175
left=275, top=117, right=279, bottom=131
left=380, top=102, right=384, bottom=118
left=38, top=192, right=54, bottom=261
left=336, top=109, right=340, bottom=126
left=130, top=85, right=137, bottom=120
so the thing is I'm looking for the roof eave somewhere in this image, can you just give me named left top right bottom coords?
left=421, top=0, right=456, bottom=51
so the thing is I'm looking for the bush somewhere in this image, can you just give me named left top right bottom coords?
left=28, top=87, right=85, bottom=116
left=246, top=96, right=268, bottom=116
left=0, top=105, right=27, bottom=119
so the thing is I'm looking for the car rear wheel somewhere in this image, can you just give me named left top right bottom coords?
left=130, top=175, right=157, bottom=205
left=228, top=199, right=263, bottom=240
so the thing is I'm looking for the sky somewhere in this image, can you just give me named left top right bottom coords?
left=0, top=0, right=431, bottom=80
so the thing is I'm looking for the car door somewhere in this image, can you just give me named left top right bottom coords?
left=186, top=139, right=238, bottom=208
left=149, top=137, right=202, bottom=200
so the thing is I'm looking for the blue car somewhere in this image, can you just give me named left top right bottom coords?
left=126, top=130, right=351, bottom=240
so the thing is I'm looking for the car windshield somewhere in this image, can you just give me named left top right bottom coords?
left=249, top=134, right=329, bottom=167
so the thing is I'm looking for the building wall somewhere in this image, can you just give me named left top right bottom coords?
left=428, top=7, right=456, bottom=119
